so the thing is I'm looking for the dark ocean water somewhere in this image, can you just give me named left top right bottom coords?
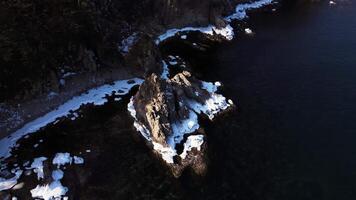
left=190, top=1, right=356, bottom=199
left=3, top=1, right=356, bottom=199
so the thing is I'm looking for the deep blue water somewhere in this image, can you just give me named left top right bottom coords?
left=194, top=1, right=356, bottom=199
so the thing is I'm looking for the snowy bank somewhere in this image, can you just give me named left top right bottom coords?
left=0, top=78, right=143, bottom=161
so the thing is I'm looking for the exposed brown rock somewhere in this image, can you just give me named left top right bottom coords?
left=131, top=71, right=217, bottom=177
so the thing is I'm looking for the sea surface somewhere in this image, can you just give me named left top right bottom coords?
left=1, top=0, right=356, bottom=199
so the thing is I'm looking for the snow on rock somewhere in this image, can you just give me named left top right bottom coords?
left=225, top=0, right=274, bottom=22
left=245, top=28, right=253, bottom=34
left=0, top=169, right=22, bottom=191
left=188, top=81, right=233, bottom=120
left=31, top=180, right=68, bottom=200
left=52, top=153, right=72, bottom=168
left=329, top=1, right=336, bottom=5
left=160, top=61, right=169, bottom=80
left=0, top=78, right=143, bottom=162
left=156, top=24, right=234, bottom=44
left=128, top=97, right=152, bottom=141
left=118, top=33, right=138, bottom=55
left=62, top=72, right=76, bottom=79
left=52, top=169, right=64, bottom=181
left=1, top=152, right=85, bottom=194
left=155, top=0, right=274, bottom=44
left=31, top=157, right=47, bottom=180
left=180, top=135, right=204, bottom=159
left=169, top=111, right=200, bottom=147
left=73, top=156, right=84, bottom=165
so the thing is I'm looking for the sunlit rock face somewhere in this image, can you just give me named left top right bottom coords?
left=129, top=71, right=233, bottom=177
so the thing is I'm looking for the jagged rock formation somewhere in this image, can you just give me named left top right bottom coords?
left=129, top=71, right=233, bottom=177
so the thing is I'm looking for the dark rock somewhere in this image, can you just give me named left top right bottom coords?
left=122, top=33, right=163, bottom=76
left=131, top=71, right=215, bottom=177
left=133, top=73, right=175, bottom=144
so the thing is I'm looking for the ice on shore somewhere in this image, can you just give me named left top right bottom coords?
left=156, top=24, right=234, bottom=44
left=31, top=157, right=47, bottom=180
left=0, top=169, right=22, bottom=191
left=53, top=153, right=72, bottom=168
left=31, top=178, right=68, bottom=200
left=225, top=0, right=274, bottom=22
left=156, top=0, right=274, bottom=44
left=0, top=78, right=143, bottom=161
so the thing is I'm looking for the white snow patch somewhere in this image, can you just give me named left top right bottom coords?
left=119, top=33, right=138, bottom=54
left=128, top=98, right=152, bottom=141
left=169, top=111, right=200, bottom=147
left=155, top=0, right=274, bottom=44
left=329, top=1, right=336, bottom=5
left=169, top=61, right=178, bottom=65
left=188, top=81, right=233, bottom=120
left=180, top=35, right=187, bottom=39
left=52, top=153, right=72, bottom=168
left=161, top=61, right=169, bottom=80
left=225, top=0, right=274, bottom=22
left=151, top=142, right=177, bottom=164
left=31, top=157, right=47, bottom=180
left=70, top=112, right=79, bottom=121
left=47, top=92, right=58, bottom=99
left=156, top=24, right=234, bottom=44
left=0, top=169, right=22, bottom=191
left=180, top=135, right=204, bottom=159
left=31, top=181, right=68, bottom=200
left=73, top=156, right=84, bottom=165
left=62, top=72, right=76, bottom=78
left=52, top=169, right=64, bottom=181
left=0, top=78, right=143, bottom=161
left=245, top=28, right=253, bottom=34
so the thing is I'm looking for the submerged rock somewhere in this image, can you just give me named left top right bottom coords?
left=129, top=71, right=234, bottom=177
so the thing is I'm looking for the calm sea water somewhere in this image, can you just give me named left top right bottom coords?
left=190, top=1, right=356, bottom=199
left=3, top=1, right=356, bottom=199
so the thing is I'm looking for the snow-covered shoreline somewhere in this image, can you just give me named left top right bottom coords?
left=0, top=0, right=276, bottom=196
left=143, top=0, right=275, bottom=164
left=0, top=78, right=143, bottom=161
left=155, top=0, right=275, bottom=44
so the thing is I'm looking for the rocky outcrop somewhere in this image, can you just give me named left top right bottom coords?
left=129, top=71, right=233, bottom=177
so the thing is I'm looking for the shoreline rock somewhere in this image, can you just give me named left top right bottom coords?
left=129, top=71, right=233, bottom=177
